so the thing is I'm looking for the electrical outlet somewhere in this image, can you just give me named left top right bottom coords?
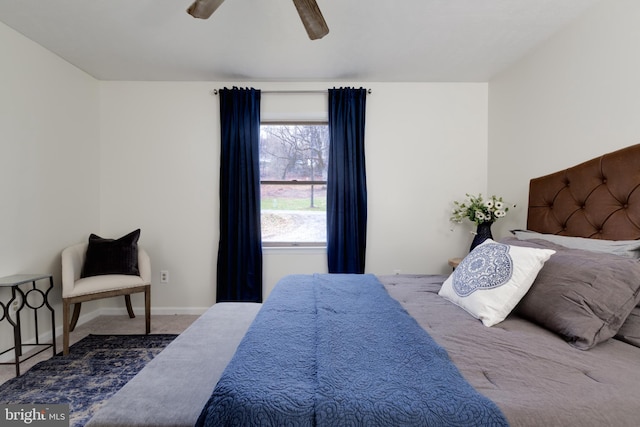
left=393, top=269, right=401, bottom=275
left=160, top=270, right=169, bottom=284
left=11, top=301, right=18, bottom=312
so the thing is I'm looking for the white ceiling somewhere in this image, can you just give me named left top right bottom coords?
left=0, top=0, right=601, bottom=82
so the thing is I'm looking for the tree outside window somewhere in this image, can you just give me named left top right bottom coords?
left=260, top=123, right=329, bottom=246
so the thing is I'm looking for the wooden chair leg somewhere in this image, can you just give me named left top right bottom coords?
left=69, top=303, right=82, bottom=332
left=63, top=300, right=70, bottom=356
left=125, top=295, right=135, bottom=318
left=144, top=286, right=151, bottom=335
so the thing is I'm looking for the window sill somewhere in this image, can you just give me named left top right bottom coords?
left=262, top=246, right=327, bottom=255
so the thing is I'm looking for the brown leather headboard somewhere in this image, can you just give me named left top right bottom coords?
left=527, top=144, right=640, bottom=240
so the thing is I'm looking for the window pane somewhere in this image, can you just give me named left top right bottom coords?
left=260, top=124, right=329, bottom=181
left=260, top=123, right=329, bottom=245
left=261, top=184, right=326, bottom=244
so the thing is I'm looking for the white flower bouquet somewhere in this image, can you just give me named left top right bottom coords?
left=450, top=193, right=511, bottom=225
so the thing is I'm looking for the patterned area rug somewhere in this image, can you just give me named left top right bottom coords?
left=0, top=334, right=177, bottom=427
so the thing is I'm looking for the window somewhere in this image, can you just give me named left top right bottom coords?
left=260, top=123, right=329, bottom=246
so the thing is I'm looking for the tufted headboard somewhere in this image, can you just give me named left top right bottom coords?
left=527, top=144, right=640, bottom=240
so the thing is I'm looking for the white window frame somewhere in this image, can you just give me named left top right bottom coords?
left=260, top=120, right=329, bottom=248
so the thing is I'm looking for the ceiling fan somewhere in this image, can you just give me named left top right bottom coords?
left=186, top=0, right=329, bottom=40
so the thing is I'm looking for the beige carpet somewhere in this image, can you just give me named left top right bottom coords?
left=0, top=314, right=198, bottom=386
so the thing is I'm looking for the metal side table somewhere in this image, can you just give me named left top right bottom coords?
left=0, top=274, right=56, bottom=376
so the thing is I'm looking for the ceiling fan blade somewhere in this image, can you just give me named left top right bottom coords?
left=292, top=0, right=329, bottom=40
left=187, top=0, right=225, bottom=19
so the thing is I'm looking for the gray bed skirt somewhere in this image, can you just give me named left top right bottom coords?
left=86, top=302, right=261, bottom=427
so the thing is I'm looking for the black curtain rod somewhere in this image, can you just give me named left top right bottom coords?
left=210, top=88, right=372, bottom=95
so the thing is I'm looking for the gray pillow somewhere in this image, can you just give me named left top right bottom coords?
left=501, top=237, right=640, bottom=350
left=511, top=230, right=640, bottom=259
left=616, top=306, right=640, bottom=348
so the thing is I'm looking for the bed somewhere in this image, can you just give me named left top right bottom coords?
left=88, top=144, right=640, bottom=427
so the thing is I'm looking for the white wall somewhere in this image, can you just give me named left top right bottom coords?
left=1, top=17, right=489, bottom=320
left=99, top=82, right=219, bottom=313
left=488, top=0, right=640, bottom=235
left=6, top=0, right=638, bottom=345
left=0, top=22, right=100, bottom=347
left=3, top=0, right=639, bottom=347
left=99, top=81, right=488, bottom=308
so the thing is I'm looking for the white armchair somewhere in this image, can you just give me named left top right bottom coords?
left=61, top=242, right=151, bottom=355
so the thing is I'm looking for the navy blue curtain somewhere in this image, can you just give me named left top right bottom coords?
left=327, top=87, right=368, bottom=274
left=216, top=87, right=263, bottom=302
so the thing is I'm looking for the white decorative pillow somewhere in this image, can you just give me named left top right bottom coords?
left=439, top=239, right=555, bottom=327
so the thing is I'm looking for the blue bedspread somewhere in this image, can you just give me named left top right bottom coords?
left=196, top=274, right=509, bottom=427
